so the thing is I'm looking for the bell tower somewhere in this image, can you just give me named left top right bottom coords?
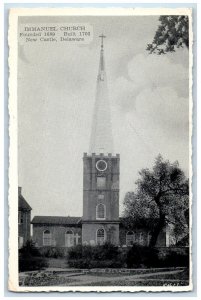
left=82, top=35, right=120, bottom=245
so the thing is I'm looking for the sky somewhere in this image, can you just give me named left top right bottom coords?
left=18, top=15, right=189, bottom=218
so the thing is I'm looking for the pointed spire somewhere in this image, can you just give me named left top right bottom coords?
left=89, top=35, right=113, bottom=154
left=98, top=34, right=106, bottom=79
left=99, top=33, right=106, bottom=48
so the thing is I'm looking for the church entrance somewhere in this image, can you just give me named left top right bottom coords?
left=65, top=230, right=74, bottom=247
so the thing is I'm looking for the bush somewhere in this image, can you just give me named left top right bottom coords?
left=68, top=258, right=123, bottom=269
left=41, top=247, right=64, bottom=258
left=126, top=245, right=159, bottom=268
left=19, top=256, right=48, bottom=272
left=160, top=251, right=189, bottom=268
left=68, top=243, right=125, bottom=268
left=68, top=243, right=119, bottom=260
left=68, top=244, right=83, bottom=259
left=19, top=240, right=41, bottom=257
left=19, top=240, right=48, bottom=272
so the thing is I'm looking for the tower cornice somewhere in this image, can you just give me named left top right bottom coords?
left=83, top=153, right=120, bottom=159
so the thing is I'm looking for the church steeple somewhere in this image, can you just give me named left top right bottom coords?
left=83, top=35, right=120, bottom=246
left=89, top=34, right=113, bottom=154
left=99, top=34, right=106, bottom=75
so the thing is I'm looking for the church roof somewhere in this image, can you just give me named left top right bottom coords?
left=31, top=216, right=81, bottom=225
left=19, top=195, right=32, bottom=211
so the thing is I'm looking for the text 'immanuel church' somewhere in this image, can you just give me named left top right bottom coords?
left=31, top=35, right=167, bottom=248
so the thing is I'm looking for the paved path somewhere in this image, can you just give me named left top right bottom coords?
left=63, top=269, right=185, bottom=286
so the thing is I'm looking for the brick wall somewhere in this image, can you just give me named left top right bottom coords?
left=82, top=223, right=119, bottom=245
left=32, top=224, right=82, bottom=247
left=119, top=226, right=167, bottom=247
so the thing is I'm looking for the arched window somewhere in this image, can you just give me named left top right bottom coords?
left=96, top=203, right=106, bottom=219
left=43, top=230, right=52, bottom=246
left=126, top=231, right=135, bottom=246
left=96, top=228, right=105, bottom=245
left=65, top=230, right=74, bottom=247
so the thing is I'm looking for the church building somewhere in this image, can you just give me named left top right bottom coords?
left=32, top=35, right=168, bottom=248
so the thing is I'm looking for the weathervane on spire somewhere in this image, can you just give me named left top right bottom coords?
left=99, top=34, right=106, bottom=48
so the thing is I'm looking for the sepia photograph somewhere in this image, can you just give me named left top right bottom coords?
left=8, top=7, right=193, bottom=292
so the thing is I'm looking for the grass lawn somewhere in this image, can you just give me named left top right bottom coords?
left=82, top=270, right=189, bottom=286
left=19, top=268, right=189, bottom=287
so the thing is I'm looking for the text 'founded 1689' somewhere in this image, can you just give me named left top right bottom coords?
left=18, top=23, right=93, bottom=44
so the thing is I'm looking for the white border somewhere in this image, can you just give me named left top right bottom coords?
left=8, top=6, right=193, bottom=293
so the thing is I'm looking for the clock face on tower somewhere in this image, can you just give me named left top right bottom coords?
left=96, top=160, right=107, bottom=172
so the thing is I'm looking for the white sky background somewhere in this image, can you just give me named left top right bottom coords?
left=18, top=15, right=189, bottom=218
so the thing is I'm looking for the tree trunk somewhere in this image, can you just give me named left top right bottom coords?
left=149, top=209, right=166, bottom=247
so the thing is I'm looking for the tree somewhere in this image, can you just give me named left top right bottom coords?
left=147, top=16, right=189, bottom=54
left=123, top=191, right=159, bottom=229
left=123, top=155, right=189, bottom=247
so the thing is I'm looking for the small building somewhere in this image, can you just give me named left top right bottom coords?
left=18, top=187, right=32, bottom=248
